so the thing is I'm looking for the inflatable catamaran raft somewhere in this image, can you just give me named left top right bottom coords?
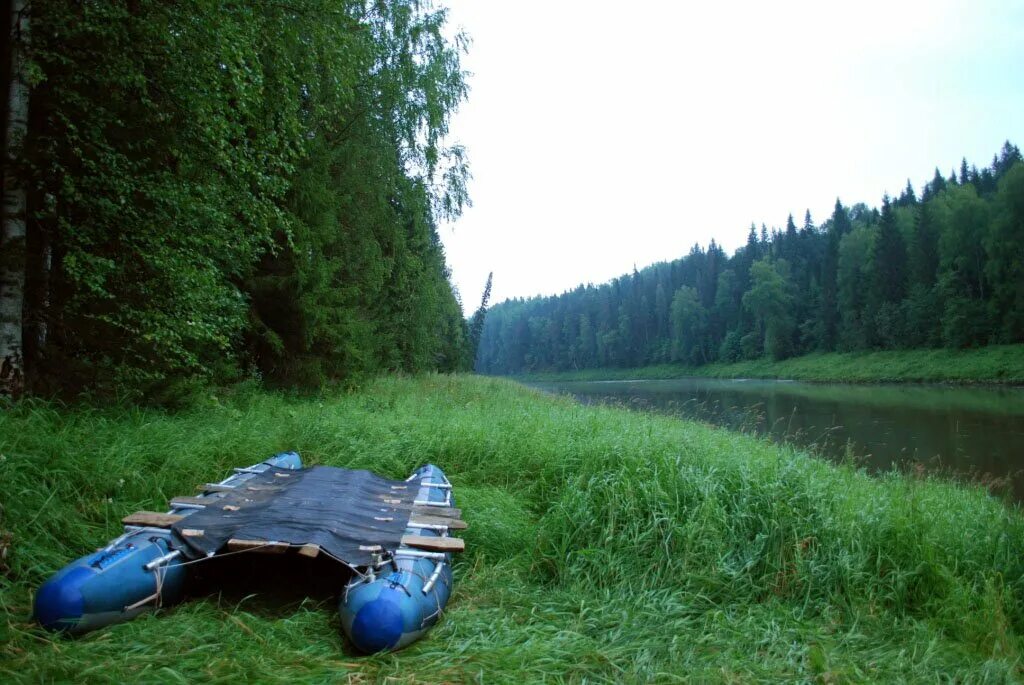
left=34, top=453, right=465, bottom=653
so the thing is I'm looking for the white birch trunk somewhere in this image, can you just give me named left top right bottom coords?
left=1, top=0, right=29, bottom=397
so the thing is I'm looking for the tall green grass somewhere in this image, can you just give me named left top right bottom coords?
left=517, top=343, right=1024, bottom=384
left=2, top=375, right=1023, bottom=682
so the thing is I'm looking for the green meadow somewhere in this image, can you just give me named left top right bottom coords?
left=2, top=375, right=1023, bottom=682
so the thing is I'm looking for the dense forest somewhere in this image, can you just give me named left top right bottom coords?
left=1, top=0, right=476, bottom=400
left=477, top=143, right=1024, bottom=375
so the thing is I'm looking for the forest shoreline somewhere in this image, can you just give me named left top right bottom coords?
left=509, top=343, right=1024, bottom=385
left=2, top=374, right=1023, bottom=680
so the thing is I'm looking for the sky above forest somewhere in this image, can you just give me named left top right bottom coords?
left=438, top=0, right=1024, bottom=312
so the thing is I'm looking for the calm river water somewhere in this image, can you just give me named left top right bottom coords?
left=528, top=378, right=1024, bottom=499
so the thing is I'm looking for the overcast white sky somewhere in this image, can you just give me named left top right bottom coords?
left=438, top=0, right=1024, bottom=312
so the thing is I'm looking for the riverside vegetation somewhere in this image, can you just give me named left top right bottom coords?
left=3, top=375, right=1024, bottom=682
left=515, top=343, right=1024, bottom=384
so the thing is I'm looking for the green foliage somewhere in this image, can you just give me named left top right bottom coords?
left=3, top=376, right=1024, bottom=680
left=934, top=184, right=993, bottom=347
left=246, top=0, right=470, bottom=385
left=902, top=284, right=942, bottom=348
left=835, top=225, right=874, bottom=350
left=986, top=164, right=1024, bottom=342
left=818, top=200, right=848, bottom=350
left=669, top=285, right=708, bottom=364
left=743, top=259, right=795, bottom=360
left=871, top=196, right=908, bottom=307
left=477, top=149, right=1024, bottom=375
left=14, top=0, right=471, bottom=397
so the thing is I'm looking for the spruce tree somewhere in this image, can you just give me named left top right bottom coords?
left=995, top=141, right=1023, bottom=178
left=819, top=199, right=848, bottom=350
left=782, top=213, right=798, bottom=263
left=979, top=168, right=998, bottom=195
left=897, top=179, right=917, bottom=206
left=871, top=195, right=908, bottom=305
left=802, top=209, right=814, bottom=234
left=468, top=272, right=494, bottom=366
left=746, top=224, right=761, bottom=261
left=985, top=162, right=1024, bottom=341
left=909, top=202, right=939, bottom=290
left=930, top=167, right=947, bottom=197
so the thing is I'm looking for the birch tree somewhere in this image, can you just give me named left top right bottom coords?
left=1, top=0, right=28, bottom=397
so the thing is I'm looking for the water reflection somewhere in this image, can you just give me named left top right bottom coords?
left=528, top=378, right=1024, bottom=500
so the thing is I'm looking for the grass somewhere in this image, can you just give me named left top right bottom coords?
left=515, top=344, right=1024, bottom=385
left=1, top=374, right=1023, bottom=682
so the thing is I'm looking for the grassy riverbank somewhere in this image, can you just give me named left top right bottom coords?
left=2, top=375, right=1024, bottom=682
left=516, top=344, right=1024, bottom=385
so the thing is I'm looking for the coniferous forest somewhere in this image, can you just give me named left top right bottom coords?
left=1, top=0, right=473, bottom=400
left=477, top=144, right=1024, bottom=375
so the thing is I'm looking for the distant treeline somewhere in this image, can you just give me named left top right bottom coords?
left=477, top=143, right=1024, bottom=375
left=1, top=1, right=474, bottom=400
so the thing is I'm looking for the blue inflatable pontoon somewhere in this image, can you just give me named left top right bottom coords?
left=340, top=464, right=456, bottom=652
left=34, top=454, right=463, bottom=653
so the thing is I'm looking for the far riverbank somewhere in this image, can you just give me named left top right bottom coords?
left=511, top=344, right=1024, bottom=385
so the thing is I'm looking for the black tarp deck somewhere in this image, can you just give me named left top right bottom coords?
left=168, top=466, right=415, bottom=567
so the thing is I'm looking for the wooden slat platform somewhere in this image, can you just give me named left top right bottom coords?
left=170, top=495, right=219, bottom=507
left=123, top=511, right=183, bottom=527
left=132, top=473, right=468, bottom=560
left=200, top=484, right=236, bottom=493
left=401, top=535, right=465, bottom=553
left=410, top=506, right=461, bottom=520
left=410, top=515, right=468, bottom=530
left=226, top=539, right=290, bottom=554
left=297, top=544, right=320, bottom=558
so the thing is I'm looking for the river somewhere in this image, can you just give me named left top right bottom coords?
left=527, top=377, right=1024, bottom=500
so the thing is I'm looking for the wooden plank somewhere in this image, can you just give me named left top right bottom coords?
left=201, top=484, right=236, bottom=493
left=401, top=535, right=464, bottom=553
left=181, top=528, right=205, bottom=537
left=171, top=495, right=218, bottom=507
left=410, top=515, right=468, bottom=530
left=411, top=506, right=461, bottom=520
left=123, top=511, right=184, bottom=528
left=226, top=539, right=290, bottom=554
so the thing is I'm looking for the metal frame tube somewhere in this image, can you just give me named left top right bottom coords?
left=422, top=561, right=445, bottom=594
left=394, top=549, right=447, bottom=560
left=143, top=550, right=182, bottom=572
left=408, top=522, right=448, bottom=531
